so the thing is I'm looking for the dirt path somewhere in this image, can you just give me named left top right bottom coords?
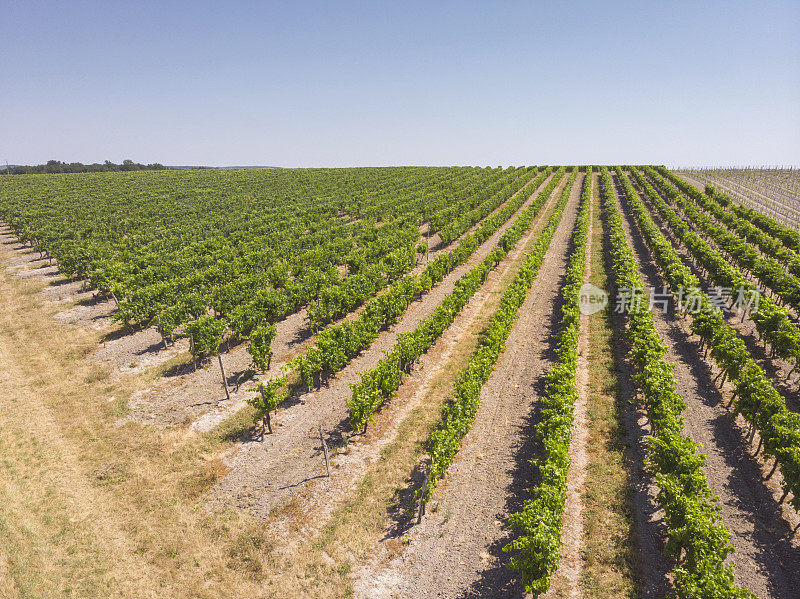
left=354, top=173, right=583, bottom=598
left=596, top=176, right=675, bottom=598
left=611, top=172, right=800, bottom=598
left=204, top=174, right=563, bottom=520
left=578, top=171, right=643, bottom=598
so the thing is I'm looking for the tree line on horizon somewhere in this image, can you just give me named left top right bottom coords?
left=3, top=159, right=167, bottom=175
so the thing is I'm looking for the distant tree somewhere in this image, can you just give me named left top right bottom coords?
left=8, top=159, right=169, bottom=175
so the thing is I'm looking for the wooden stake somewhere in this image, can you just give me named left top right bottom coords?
left=218, top=354, right=231, bottom=402
left=417, top=466, right=431, bottom=524
left=319, top=425, right=330, bottom=477
left=255, top=385, right=272, bottom=439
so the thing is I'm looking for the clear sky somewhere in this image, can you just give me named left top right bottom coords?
left=2, top=0, right=798, bottom=167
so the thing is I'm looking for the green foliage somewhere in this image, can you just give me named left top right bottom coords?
left=607, top=167, right=755, bottom=598
left=504, top=168, right=592, bottom=594
left=1, top=166, right=537, bottom=351
left=1, top=166, right=554, bottom=415
left=420, top=168, right=578, bottom=509
left=285, top=168, right=552, bottom=404
left=732, top=203, right=800, bottom=253
left=186, top=315, right=226, bottom=360
left=4, top=159, right=166, bottom=175
left=651, top=167, right=800, bottom=312
left=346, top=168, right=566, bottom=431
left=247, top=323, right=277, bottom=372
left=638, top=167, right=800, bottom=514
left=247, top=378, right=287, bottom=413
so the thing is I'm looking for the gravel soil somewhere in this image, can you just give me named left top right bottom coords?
left=612, top=172, right=800, bottom=599
left=123, top=309, right=312, bottom=428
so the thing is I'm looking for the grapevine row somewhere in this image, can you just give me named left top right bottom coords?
left=2, top=167, right=536, bottom=364
left=419, top=168, right=579, bottom=505
left=248, top=168, right=553, bottom=412
left=503, top=167, right=592, bottom=594
left=700, top=189, right=800, bottom=278
left=618, top=169, right=800, bottom=514
left=650, top=169, right=800, bottom=312
left=629, top=168, right=800, bottom=369
left=436, top=168, right=543, bottom=245
left=181, top=166, right=538, bottom=366
left=286, top=168, right=555, bottom=393
left=730, top=202, right=800, bottom=253
left=224, top=167, right=539, bottom=364
left=600, top=168, right=752, bottom=598
left=305, top=167, right=540, bottom=330
left=346, top=169, right=568, bottom=431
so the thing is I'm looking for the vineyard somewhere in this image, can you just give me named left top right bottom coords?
left=678, top=167, right=800, bottom=230
left=0, top=166, right=799, bottom=598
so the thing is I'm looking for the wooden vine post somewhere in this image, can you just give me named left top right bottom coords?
left=260, top=384, right=273, bottom=436
left=189, top=334, right=197, bottom=370
left=218, top=354, right=231, bottom=402
left=417, top=465, right=431, bottom=524
left=318, top=425, right=330, bottom=477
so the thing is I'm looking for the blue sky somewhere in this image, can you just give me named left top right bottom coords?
left=2, top=0, right=798, bottom=167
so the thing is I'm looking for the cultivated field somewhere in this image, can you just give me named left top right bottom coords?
left=678, top=167, right=800, bottom=229
left=0, top=166, right=799, bottom=598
